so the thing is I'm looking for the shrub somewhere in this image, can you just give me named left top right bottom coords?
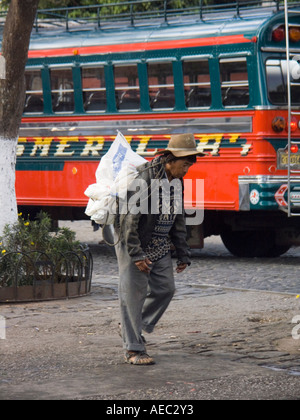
left=0, top=212, right=85, bottom=287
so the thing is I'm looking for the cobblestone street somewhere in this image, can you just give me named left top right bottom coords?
left=2, top=0, right=300, bottom=403
left=73, top=221, right=300, bottom=297
left=0, top=221, right=300, bottom=400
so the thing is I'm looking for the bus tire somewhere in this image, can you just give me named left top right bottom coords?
left=220, top=229, right=290, bottom=258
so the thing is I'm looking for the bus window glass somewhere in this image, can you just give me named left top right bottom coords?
left=219, top=58, right=249, bottom=106
left=82, top=67, right=106, bottom=112
left=183, top=60, right=211, bottom=108
left=114, top=64, right=140, bottom=111
left=148, top=62, right=175, bottom=109
left=24, top=69, right=44, bottom=113
left=50, top=68, right=74, bottom=112
left=266, top=59, right=300, bottom=105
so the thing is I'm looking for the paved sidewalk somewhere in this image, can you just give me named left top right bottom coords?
left=0, top=276, right=300, bottom=400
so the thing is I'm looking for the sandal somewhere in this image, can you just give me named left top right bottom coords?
left=125, top=351, right=155, bottom=365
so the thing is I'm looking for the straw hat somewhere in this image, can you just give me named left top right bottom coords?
left=157, top=134, right=207, bottom=158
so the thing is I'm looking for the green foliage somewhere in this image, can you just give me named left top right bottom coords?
left=4, top=1, right=296, bottom=16
left=0, top=211, right=80, bottom=255
left=0, top=0, right=229, bottom=13
left=0, top=0, right=297, bottom=13
left=0, top=211, right=83, bottom=287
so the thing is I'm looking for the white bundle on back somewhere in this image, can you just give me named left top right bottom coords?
left=84, top=131, right=146, bottom=225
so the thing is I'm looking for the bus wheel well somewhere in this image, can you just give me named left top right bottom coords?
left=220, top=228, right=290, bottom=258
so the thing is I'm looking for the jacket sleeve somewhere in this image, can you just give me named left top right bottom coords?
left=122, top=211, right=147, bottom=262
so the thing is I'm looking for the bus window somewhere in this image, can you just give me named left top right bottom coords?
left=219, top=58, right=249, bottom=107
left=82, top=67, right=106, bottom=112
left=114, top=64, right=140, bottom=111
left=24, top=69, right=44, bottom=113
left=148, top=62, right=175, bottom=110
left=183, top=59, right=211, bottom=108
left=50, top=68, right=74, bottom=112
left=266, top=59, right=300, bottom=105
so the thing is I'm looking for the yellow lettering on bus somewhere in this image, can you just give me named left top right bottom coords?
left=54, top=137, right=78, bottom=156
left=124, top=136, right=133, bottom=145
left=136, top=136, right=158, bottom=156
left=241, top=142, right=252, bottom=156
left=197, top=134, right=223, bottom=156
left=30, top=137, right=53, bottom=157
left=80, top=137, right=105, bottom=156
left=17, top=137, right=27, bottom=157
left=228, top=134, right=240, bottom=143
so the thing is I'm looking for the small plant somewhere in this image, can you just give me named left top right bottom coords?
left=0, top=211, right=86, bottom=287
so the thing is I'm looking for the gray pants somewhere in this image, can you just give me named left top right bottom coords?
left=115, top=243, right=175, bottom=352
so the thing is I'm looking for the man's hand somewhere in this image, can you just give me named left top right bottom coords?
left=135, top=258, right=152, bottom=273
left=176, top=263, right=187, bottom=273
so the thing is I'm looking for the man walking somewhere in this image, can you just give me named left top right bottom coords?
left=114, top=133, right=205, bottom=365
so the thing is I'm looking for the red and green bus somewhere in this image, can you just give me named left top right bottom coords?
left=4, top=1, right=300, bottom=256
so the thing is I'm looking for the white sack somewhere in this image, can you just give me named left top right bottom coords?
left=84, top=131, right=147, bottom=225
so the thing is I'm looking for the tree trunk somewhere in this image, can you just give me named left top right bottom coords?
left=0, top=0, right=39, bottom=235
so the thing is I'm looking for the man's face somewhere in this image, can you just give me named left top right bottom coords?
left=165, top=158, right=194, bottom=179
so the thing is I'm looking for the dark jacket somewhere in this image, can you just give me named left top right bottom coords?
left=114, top=159, right=191, bottom=265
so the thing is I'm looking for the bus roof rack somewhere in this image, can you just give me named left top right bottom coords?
left=0, top=0, right=300, bottom=33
